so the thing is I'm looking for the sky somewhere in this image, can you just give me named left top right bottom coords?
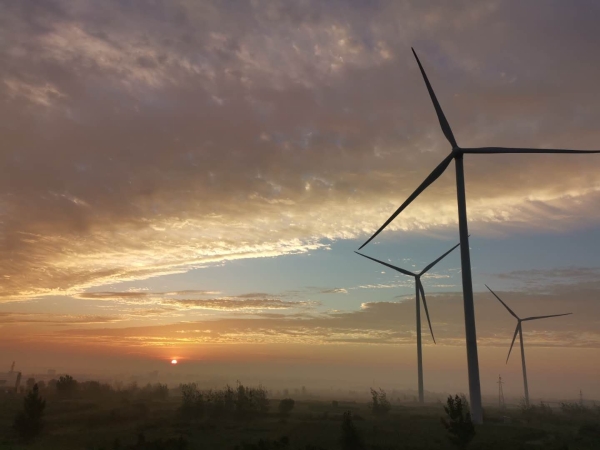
left=1, top=0, right=600, bottom=401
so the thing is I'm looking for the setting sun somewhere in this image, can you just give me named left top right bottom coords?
left=171, top=359, right=178, bottom=365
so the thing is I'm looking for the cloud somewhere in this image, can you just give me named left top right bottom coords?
left=320, top=288, right=348, bottom=294
left=165, top=298, right=318, bottom=311
left=0, top=312, right=120, bottom=325
left=6, top=281, right=596, bottom=349
left=496, top=266, right=600, bottom=283
left=2, top=1, right=600, bottom=299
left=77, top=290, right=221, bottom=301
left=74, top=290, right=318, bottom=312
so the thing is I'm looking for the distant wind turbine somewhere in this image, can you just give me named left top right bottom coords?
left=355, top=241, right=460, bottom=403
left=358, top=48, right=600, bottom=423
left=485, top=285, right=572, bottom=406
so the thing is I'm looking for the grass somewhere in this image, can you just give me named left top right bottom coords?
left=1, top=393, right=599, bottom=449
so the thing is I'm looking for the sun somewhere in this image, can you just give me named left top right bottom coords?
left=171, top=359, right=178, bottom=365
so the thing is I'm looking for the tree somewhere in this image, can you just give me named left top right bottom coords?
left=252, top=384, right=270, bottom=414
left=56, top=375, right=78, bottom=398
left=369, top=388, right=391, bottom=416
left=340, top=411, right=365, bottom=450
left=278, top=398, right=295, bottom=417
left=179, top=383, right=204, bottom=420
left=441, top=395, right=475, bottom=449
left=26, top=378, right=36, bottom=391
left=14, top=383, right=46, bottom=438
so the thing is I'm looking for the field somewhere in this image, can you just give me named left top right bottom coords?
left=1, top=387, right=599, bottom=450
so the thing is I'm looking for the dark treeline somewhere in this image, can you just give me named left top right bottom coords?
left=18, top=374, right=169, bottom=402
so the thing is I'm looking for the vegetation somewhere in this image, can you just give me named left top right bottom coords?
left=13, top=383, right=46, bottom=438
left=2, top=375, right=600, bottom=449
left=56, top=375, right=78, bottom=398
left=179, top=382, right=269, bottom=421
left=369, top=389, right=391, bottom=417
left=440, top=395, right=475, bottom=449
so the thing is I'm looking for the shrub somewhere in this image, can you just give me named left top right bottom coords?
left=180, top=382, right=269, bottom=420
left=179, top=383, right=204, bottom=420
left=14, top=383, right=46, bottom=438
left=441, top=395, right=475, bottom=449
left=278, top=398, right=295, bottom=417
left=369, top=388, right=391, bottom=417
left=56, top=375, right=78, bottom=398
left=560, top=401, right=588, bottom=416
left=26, top=377, right=36, bottom=391
left=518, top=398, right=536, bottom=424
left=140, top=383, right=169, bottom=401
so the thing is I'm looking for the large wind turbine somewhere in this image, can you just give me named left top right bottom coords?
left=355, top=241, right=460, bottom=403
left=358, top=49, right=600, bottom=423
left=485, top=285, right=571, bottom=406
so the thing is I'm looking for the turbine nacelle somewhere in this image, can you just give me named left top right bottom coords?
left=355, top=240, right=461, bottom=345
left=358, top=48, right=600, bottom=251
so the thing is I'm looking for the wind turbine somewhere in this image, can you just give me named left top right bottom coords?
left=485, top=285, right=571, bottom=406
left=355, top=241, right=460, bottom=403
left=358, top=49, right=600, bottom=423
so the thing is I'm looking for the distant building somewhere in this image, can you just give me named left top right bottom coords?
left=47, top=369, right=56, bottom=376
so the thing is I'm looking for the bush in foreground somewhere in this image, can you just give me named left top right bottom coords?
left=369, top=388, right=391, bottom=417
left=441, top=395, right=475, bottom=449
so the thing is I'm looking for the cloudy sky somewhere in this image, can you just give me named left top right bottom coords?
left=1, top=0, right=600, bottom=399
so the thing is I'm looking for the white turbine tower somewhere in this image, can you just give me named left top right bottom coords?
left=486, top=285, right=572, bottom=406
left=355, top=241, right=461, bottom=403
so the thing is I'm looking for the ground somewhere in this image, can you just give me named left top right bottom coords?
left=0, top=392, right=599, bottom=449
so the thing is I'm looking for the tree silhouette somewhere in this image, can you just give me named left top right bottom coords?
left=56, top=375, right=78, bottom=398
left=14, top=383, right=46, bottom=438
left=26, top=377, right=36, bottom=391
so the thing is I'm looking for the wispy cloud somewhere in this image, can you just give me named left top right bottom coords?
left=0, top=312, right=120, bottom=325
left=2, top=1, right=600, bottom=300
left=75, top=290, right=319, bottom=312
left=320, top=288, right=348, bottom=294
left=5, top=283, right=598, bottom=349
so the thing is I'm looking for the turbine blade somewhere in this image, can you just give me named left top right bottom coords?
left=417, top=279, right=436, bottom=344
left=522, top=313, right=572, bottom=321
left=420, top=241, right=461, bottom=275
left=412, top=48, right=458, bottom=148
left=354, top=252, right=416, bottom=276
left=358, top=153, right=454, bottom=250
left=485, top=285, right=519, bottom=319
left=462, top=147, right=600, bottom=154
left=506, top=323, right=520, bottom=364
